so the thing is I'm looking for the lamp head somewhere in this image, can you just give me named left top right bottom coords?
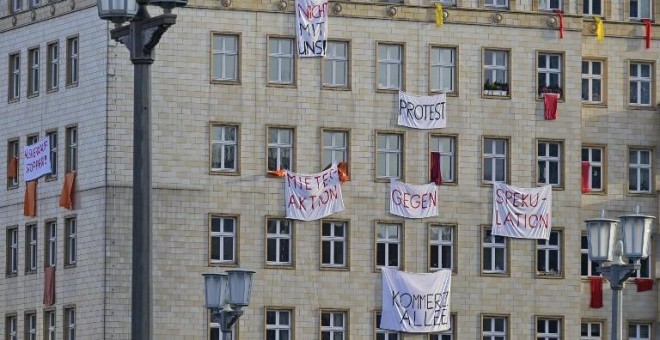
left=97, top=0, right=138, bottom=23
left=149, top=0, right=187, bottom=10
left=584, top=217, right=619, bottom=263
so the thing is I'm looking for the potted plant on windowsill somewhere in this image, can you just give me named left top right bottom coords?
left=538, top=84, right=562, bottom=99
left=483, top=80, right=509, bottom=96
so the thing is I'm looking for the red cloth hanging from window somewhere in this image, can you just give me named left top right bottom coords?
left=430, top=152, right=442, bottom=185
left=589, top=276, right=604, bottom=308
left=7, top=156, right=18, bottom=179
left=59, top=172, right=76, bottom=210
left=642, top=19, right=652, bottom=49
left=24, top=180, right=37, bottom=217
left=634, top=278, right=654, bottom=292
left=44, top=266, right=56, bottom=306
left=544, top=93, right=559, bottom=120
left=581, top=161, right=591, bottom=193
left=553, top=10, right=564, bottom=39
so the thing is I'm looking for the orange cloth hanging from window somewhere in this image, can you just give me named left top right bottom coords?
left=59, top=172, right=76, bottom=210
left=24, top=180, right=37, bottom=217
left=8, top=156, right=18, bottom=179
left=268, top=169, right=287, bottom=177
left=337, top=162, right=350, bottom=183
left=44, top=266, right=56, bottom=306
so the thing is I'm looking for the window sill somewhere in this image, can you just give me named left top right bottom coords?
left=25, top=270, right=37, bottom=275
left=430, top=90, right=457, bottom=97
left=5, top=273, right=17, bottom=278
left=480, top=271, right=510, bottom=277
left=430, top=267, right=457, bottom=275
left=7, top=185, right=19, bottom=190
left=320, top=265, right=349, bottom=271
left=210, top=79, right=240, bottom=85
left=582, top=101, right=607, bottom=108
left=265, top=263, right=295, bottom=270
left=65, top=82, right=79, bottom=89
left=266, top=82, right=296, bottom=89
left=538, top=184, right=564, bottom=190
left=627, top=104, right=656, bottom=111
left=64, top=264, right=76, bottom=269
left=45, top=176, right=58, bottom=182
left=582, top=190, right=607, bottom=195
left=208, top=261, right=237, bottom=268
left=433, top=181, right=457, bottom=186
left=375, top=266, right=403, bottom=273
left=27, top=93, right=39, bottom=99
left=322, top=84, right=351, bottom=91
left=8, top=98, right=20, bottom=104
left=376, top=177, right=401, bottom=183
left=535, top=272, right=564, bottom=279
left=46, top=87, right=59, bottom=94
left=210, top=169, right=240, bottom=176
left=482, top=90, right=509, bottom=98
left=627, top=191, right=655, bottom=197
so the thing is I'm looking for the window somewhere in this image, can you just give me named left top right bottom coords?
left=6, top=227, right=18, bottom=275
left=8, top=53, right=20, bottom=101
left=323, top=41, right=349, bottom=88
left=267, top=127, right=293, bottom=172
left=376, top=223, right=402, bottom=269
left=629, top=256, right=651, bottom=278
left=628, top=323, right=651, bottom=340
left=433, top=0, right=455, bottom=5
left=65, top=217, right=77, bottom=266
left=66, top=36, right=79, bottom=86
left=429, top=314, right=455, bottom=339
left=581, top=234, right=600, bottom=277
left=26, top=224, right=38, bottom=273
left=27, top=134, right=39, bottom=146
left=268, top=37, right=294, bottom=85
left=322, top=130, right=347, bottom=169
left=321, top=221, right=347, bottom=268
left=320, top=311, right=346, bottom=340
left=375, top=312, right=400, bottom=340
left=629, top=62, right=653, bottom=106
left=485, top=0, right=507, bottom=8
left=538, top=53, right=563, bottom=96
left=45, top=220, right=57, bottom=268
left=265, top=309, right=292, bottom=340
left=47, top=42, right=59, bottom=91
left=537, top=230, right=562, bottom=276
left=44, top=311, right=56, bottom=340
left=377, top=43, right=403, bottom=90
left=539, top=0, right=562, bottom=10
left=581, top=321, right=602, bottom=340
left=430, top=135, right=456, bottom=184
left=483, top=49, right=509, bottom=96
left=7, top=139, right=19, bottom=189
left=28, top=48, right=39, bottom=97
left=63, top=307, right=75, bottom=340
left=482, top=315, right=507, bottom=340
left=430, top=46, right=456, bottom=94
left=66, top=126, right=77, bottom=173
left=482, top=228, right=507, bottom=274
left=376, top=132, right=403, bottom=180
left=266, top=219, right=292, bottom=266
left=629, top=149, right=652, bottom=193
left=5, top=315, right=17, bottom=340
left=537, top=141, right=562, bottom=186
left=429, top=224, right=454, bottom=272
left=211, top=124, right=238, bottom=173
left=46, top=130, right=58, bottom=179
left=582, top=147, right=604, bottom=192
left=536, top=317, right=562, bottom=340
left=582, top=60, right=603, bottom=103
left=212, top=33, right=239, bottom=82
left=210, top=322, right=236, bottom=340
left=483, top=138, right=507, bottom=184
left=209, top=215, right=236, bottom=264
left=10, top=0, right=21, bottom=13
left=25, top=312, right=36, bottom=340
left=630, top=0, right=652, bottom=19
left=583, top=0, right=603, bottom=15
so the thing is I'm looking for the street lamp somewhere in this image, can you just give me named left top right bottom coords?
left=96, top=0, right=185, bottom=338
left=203, top=268, right=255, bottom=339
left=585, top=208, right=655, bottom=340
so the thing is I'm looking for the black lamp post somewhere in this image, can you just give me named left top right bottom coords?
left=203, top=268, right=255, bottom=340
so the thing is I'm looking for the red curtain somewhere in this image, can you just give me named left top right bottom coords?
left=430, top=152, right=442, bottom=185
left=581, top=161, right=591, bottom=193
left=635, top=278, right=654, bottom=292
left=24, top=180, right=37, bottom=217
left=44, top=266, right=56, bottom=306
left=589, top=276, right=604, bottom=308
left=59, top=172, right=76, bottom=210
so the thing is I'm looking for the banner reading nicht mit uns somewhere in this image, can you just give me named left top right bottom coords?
left=295, top=0, right=328, bottom=57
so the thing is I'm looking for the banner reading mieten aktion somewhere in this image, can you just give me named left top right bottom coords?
left=284, top=165, right=345, bottom=221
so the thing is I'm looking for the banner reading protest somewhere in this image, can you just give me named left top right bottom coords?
left=285, top=165, right=344, bottom=221
left=381, top=268, right=452, bottom=333
left=398, top=91, right=447, bottom=129
left=24, top=137, right=51, bottom=182
left=295, top=0, right=328, bottom=57
left=390, top=180, right=438, bottom=219
left=492, top=182, right=552, bottom=239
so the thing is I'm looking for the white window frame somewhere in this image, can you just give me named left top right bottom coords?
left=211, top=124, right=238, bottom=173
left=537, top=230, right=562, bottom=276
left=66, top=36, right=79, bottom=86
left=581, top=234, right=600, bottom=277
left=212, top=33, right=239, bottom=82
left=483, top=138, right=507, bottom=183
left=483, top=49, right=508, bottom=95
left=64, top=307, right=75, bottom=340
left=430, top=46, right=456, bottom=94
left=583, top=0, right=603, bottom=15
left=26, top=312, right=36, bottom=340
left=47, top=220, right=57, bottom=268
left=538, top=53, right=562, bottom=95
left=11, top=0, right=21, bottom=12
left=581, top=321, right=602, bottom=340
left=27, top=224, right=37, bottom=272
left=536, top=317, right=562, bottom=340
left=47, top=42, right=59, bottom=91
left=28, top=48, right=39, bottom=96
left=376, top=312, right=401, bottom=339
left=268, top=37, right=294, bottom=85
left=482, top=316, right=508, bottom=340
left=376, top=223, right=402, bottom=269
left=629, top=62, right=653, bottom=106
left=377, top=43, right=403, bottom=90
left=321, top=221, right=347, bottom=268
left=8, top=227, right=18, bottom=275
left=431, top=135, right=456, bottom=183
left=266, top=219, right=292, bottom=266
left=45, top=311, right=56, bottom=340
left=429, top=225, right=454, bottom=272
left=629, top=256, right=652, bottom=278
left=582, top=60, right=603, bottom=103
left=629, top=149, right=652, bottom=193
left=323, top=41, right=349, bottom=88
left=483, top=228, right=507, bottom=274
left=65, top=217, right=77, bottom=266
left=582, top=147, right=603, bottom=192
left=630, top=0, right=652, bottom=19
left=320, top=311, right=346, bottom=340
left=537, top=141, right=562, bottom=186
left=267, top=128, right=293, bottom=172
left=210, top=215, right=236, bottom=264
left=376, top=132, right=403, bottom=180
left=6, top=315, right=17, bottom=340
left=265, top=309, right=292, bottom=340
left=539, top=0, right=562, bottom=10
left=628, top=323, right=651, bottom=340
left=485, top=0, right=508, bottom=7
left=47, top=130, right=58, bottom=178
left=66, top=126, right=78, bottom=173
left=7, top=139, right=19, bottom=188
left=322, top=130, right=348, bottom=169
left=9, top=53, right=20, bottom=101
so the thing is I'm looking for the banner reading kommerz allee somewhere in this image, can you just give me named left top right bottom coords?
left=285, top=165, right=344, bottom=221
left=381, top=268, right=452, bottom=333
left=398, top=91, right=447, bottom=129
left=295, top=0, right=328, bottom=57
left=492, top=182, right=552, bottom=239
left=24, top=137, right=51, bottom=181
left=390, top=180, right=438, bottom=219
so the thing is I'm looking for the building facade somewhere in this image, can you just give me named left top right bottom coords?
left=0, top=0, right=659, bottom=339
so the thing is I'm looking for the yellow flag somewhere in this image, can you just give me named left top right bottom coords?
left=435, top=3, right=444, bottom=27
left=594, top=16, right=604, bottom=41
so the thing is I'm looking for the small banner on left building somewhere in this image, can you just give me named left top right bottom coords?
left=285, top=164, right=345, bottom=221
left=295, top=0, right=329, bottom=57
left=24, top=137, right=51, bottom=181
left=380, top=268, right=452, bottom=333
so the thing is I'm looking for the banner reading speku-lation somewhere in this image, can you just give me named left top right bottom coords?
left=295, top=0, right=328, bottom=57
left=491, top=182, right=552, bottom=239
left=285, top=165, right=345, bottom=221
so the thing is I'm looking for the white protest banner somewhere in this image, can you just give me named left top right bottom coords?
left=398, top=91, right=447, bottom=129
left=295, top=0, right=328, bottom=57
left=285, top=165, right=344, bottom=221
left=380, top=268, right=451, bottom=333
left=492, top=182, right=552, bottom=239
left=390, top=180, right=438, bottom=219
left=23, top=137, right=51, bottom=181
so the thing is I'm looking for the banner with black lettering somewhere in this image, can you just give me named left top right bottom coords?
left=398, top=91, right=447, bottom=129
left=24, top=137, right=52, bottom=181
left=285, top=165, right=344, bottom=221
left=295, top=0, right=328, bottom=57
left=390, top=180, right=438, bottom=219
left=492, top=183, right=552, bottom=239
left=380, top=268, right=452, bottom=333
